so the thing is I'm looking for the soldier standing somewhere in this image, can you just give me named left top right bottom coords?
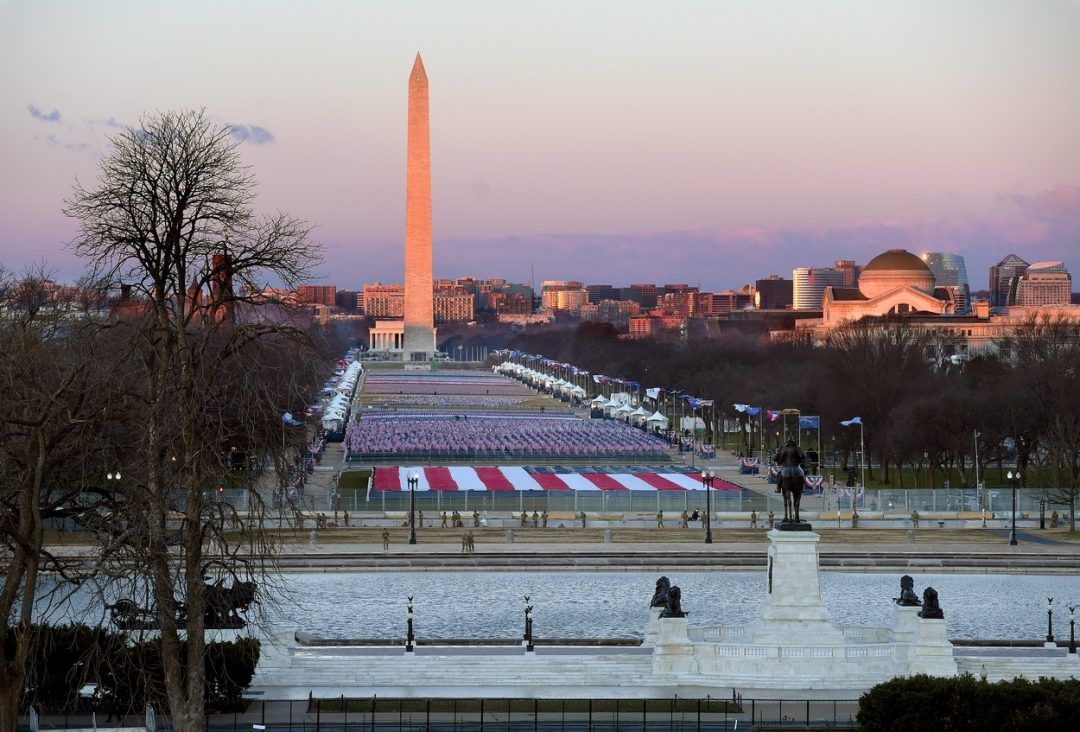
left=750, top=510, right=757, bottom=528
left=657, top=510, right=664, bottom=529
left=382, top=529, right=390, bottom=550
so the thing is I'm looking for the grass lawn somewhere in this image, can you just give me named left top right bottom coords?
left=338, top=469, right=372, bottom=492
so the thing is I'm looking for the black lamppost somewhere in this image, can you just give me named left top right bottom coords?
left=1046, top=597, right=1055, bottom=646
left=702, top=469, right=715, bottom=544
left=406, top=595, right=415, bottom=652
left=407, top=471, right=419, bottom=545
left=1007, top=470, right=1020, bottom=546
left=1068, top=605, right=1076, bottom=654
left=524, top=595, right=534, bottom=652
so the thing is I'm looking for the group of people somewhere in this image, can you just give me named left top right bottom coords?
left=656, top=509, right=711, bottom=529
left=518, top=511, right=550, bottom=528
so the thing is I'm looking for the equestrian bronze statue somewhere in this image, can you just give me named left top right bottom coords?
left=773, top=438, right=810, bottom=529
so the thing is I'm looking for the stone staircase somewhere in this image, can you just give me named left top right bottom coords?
left=252, top=637, right=663, bottom=699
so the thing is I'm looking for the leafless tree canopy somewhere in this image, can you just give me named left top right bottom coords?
left=58, top=109, right=328, bottom=731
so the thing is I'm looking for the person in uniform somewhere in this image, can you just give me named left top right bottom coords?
left=382, top=529, right=390, bottom=550
left=657, top=510, right=665, bottom=528
left=750, top=510, right=757, bottom=528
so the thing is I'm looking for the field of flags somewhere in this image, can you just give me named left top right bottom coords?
left=345, top=410, right=670, bottom=460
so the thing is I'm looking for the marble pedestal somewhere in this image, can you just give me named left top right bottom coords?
left=643, top=607, right=663, bottom=647
left=653, top=617, right=696, bottom=674
left=749, top=529, right=844, bottom=645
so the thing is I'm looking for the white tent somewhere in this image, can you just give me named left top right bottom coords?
left=630, top=406, right=649, bottom=423
left=571, top=385, right=587, bottom=397
left=646, top=411, right=670, bottom=429
left=615, top=403, right=634, bottom=420
left=591, top=395, right=608, bottom=407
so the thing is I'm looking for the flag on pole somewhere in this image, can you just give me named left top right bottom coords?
left=799, top=416, right=820, bottom=429
left=646, top=387, right=662, bottom=400
left=766, top=410, right=781, bottom=422
left=840, top=417, right=862, bottom=426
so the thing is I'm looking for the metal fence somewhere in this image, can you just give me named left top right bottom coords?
left=23, top=695, right=862, bottom=730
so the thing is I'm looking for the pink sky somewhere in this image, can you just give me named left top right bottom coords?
left=2, top=0, right=1078, bottom=290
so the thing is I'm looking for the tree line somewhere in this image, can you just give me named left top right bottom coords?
left=1, top=111, right=335, bottom=731
left=510, top=314, right=1080, bottom=526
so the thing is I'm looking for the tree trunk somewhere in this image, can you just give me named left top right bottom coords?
left=0, top=675, right=21, bottom=732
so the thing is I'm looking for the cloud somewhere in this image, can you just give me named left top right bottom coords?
left=27, top=104, right=61, bottom=122
left=228, top=123, right=274, bottom=144
left=427, top=185, right=1080, bottom=289
left=34, top=133, right=88, bottom=153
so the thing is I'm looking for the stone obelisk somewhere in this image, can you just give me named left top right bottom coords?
left=403, top=52, right=435, bottom=360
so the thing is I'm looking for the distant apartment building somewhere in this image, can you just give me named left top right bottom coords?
left=989, top=254, right=1029, bottom=307
left=581, top=299, right=641, bottom=329
left=585, top=284, right=618, bottom=303
left=834, top=260, right=860, bottom=288
left=921, top=252, right=970, bottom=313
left=1011, top=262, right=1072, bottom=306
left=362, top=283, right=405, bottom=318
left=433, top=282, right=476, bottom=322
left=297, top=284, right=337, bottom=307
left=541, top=280, right=588, bottom=314
left=793, top=267, right=846, bottom=310
left=487, top=291, right=533, bottom=316
left=705, top=290, right=753, bottom=315
left=754, top=276, right=793, bottom=310
left=657, top=288, right=701, bottom=319
left=362, top=281, right=474, bottom=322
left=628, top=314, right=662, bottom=339
left=620, top=283, right=660, bottom=309
left=335, top=289, right=359, bottom=313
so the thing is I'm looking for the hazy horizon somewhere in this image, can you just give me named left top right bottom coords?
left=2, top=0, right=1078, bottom=290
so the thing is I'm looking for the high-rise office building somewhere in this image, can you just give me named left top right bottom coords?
left=1011, top=262, right=1072, bottom=306
left=989, top=254, right=1029, bottom=307
left=793, top=267, right=847, bottom=310
left=754, top=275, right=793, bottom=310
left=620, top=284, right=660, bottom=309
left=921, top=252, right=970, bottom=313
left=586, top=284, right=618, bottom=303
left=834, top=260, right=860, bottom=288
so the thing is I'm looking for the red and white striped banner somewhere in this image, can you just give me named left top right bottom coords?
left=370, top=467, right=740, bottom=492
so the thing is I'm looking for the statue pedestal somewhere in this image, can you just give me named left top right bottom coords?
left=643, top=607, right=663, bottom=647
left=750, top=529, right=843, bottom=645
left=653, top=617, right=696, bottom=675
left=909, top=617, right=957, bottom=676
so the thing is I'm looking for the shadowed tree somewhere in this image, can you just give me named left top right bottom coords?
left=0, top=268, right=122, bottom=730
left=64, top=110, right=325, bottom=730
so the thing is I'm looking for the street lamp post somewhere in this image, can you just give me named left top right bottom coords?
left=524, top=595, right=534, bottom=652
left=1007, top=470, right=1020, bottom=546
left=1069, top=605, right=1076, bottom=654
left=702, top=470, right=714, bottom=544
left=1046, top=597, right=1055, bottom=647
left=406, top=595, right=415, bottom=652
left=407, top=471, right=419, bottom=545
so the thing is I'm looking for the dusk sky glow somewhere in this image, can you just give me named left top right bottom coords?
left=2, top=0, right=1079, bottom=289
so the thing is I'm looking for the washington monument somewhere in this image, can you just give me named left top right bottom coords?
left=403, top=52, right=436, bottom=360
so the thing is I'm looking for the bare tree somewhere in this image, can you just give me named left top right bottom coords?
left=0, top=268, right=120, bottom=730
left=64, top=110, right=325, bottom=730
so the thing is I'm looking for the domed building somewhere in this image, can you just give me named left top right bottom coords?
left=818, top=248, right=956, bottom=327
left=858, top=249, right=936, bottom=299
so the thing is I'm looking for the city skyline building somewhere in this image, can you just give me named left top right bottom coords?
left=1011, top=261, right=1072, bottom=306
left=793, top=267, right=846, bottom=310
left=989, top=254, right=1030, bottom=307
left=921, top=251, right=970, bottom=313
